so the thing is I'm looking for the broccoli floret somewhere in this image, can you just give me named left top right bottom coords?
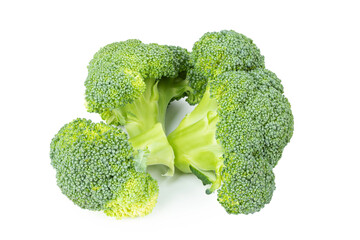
left=168, top=31, right=294, bottom=214
left=186, top=30, right=265, bottom=105
left=50, top=118, right=159, bottom=218
left=85, top=40, right=191, bottom=175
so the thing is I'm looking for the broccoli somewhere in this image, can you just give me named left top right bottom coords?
left=167, top=30, right=294, bottom=214
left=186, top=30, right=265, bottom=105
left=85, top=40, right=191, bottom=176
left=50, top=32, right=294, bottom=218
left=50, top=118, right=159, bottom=219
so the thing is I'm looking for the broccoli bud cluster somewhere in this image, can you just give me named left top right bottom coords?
left=50, top=118, right=158, bottom=218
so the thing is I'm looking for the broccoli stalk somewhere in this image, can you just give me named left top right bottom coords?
left=101, top=75, right=189, bottom=137
left=100, top=75, right=190, bottom=175
left=168, top=87, right=223, bottom=193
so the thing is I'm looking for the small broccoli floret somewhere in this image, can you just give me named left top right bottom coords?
left=104, top=170, right=159, bottom=218
left=50, top=118, right=159, bottom=218
left=186, top=30, right=265, bottom=104
left=168, top=31, right=293, bottom=214
left=85, top=40, right=191, bottom=175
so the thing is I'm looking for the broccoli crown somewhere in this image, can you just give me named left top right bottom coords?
left=187, top=30, right=265, bottom=104
left=213, top=69, right=294, bottom=214
left=84, top=40, right=190, bottom=177
left=85, top=40, right=190, bottom=114
left=50, top=118, right=158, bottom=217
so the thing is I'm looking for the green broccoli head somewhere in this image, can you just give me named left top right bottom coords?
left=84, top=40, right=191, bottom=176
left=85, top=39, right=190, bottom=126
left=50, top=118, right=159, bottom=218
left=168, top=30, right=293, bottom=214
left=214, top=70, right=293, bottom=167
left=169, top=68, right=293, bottom=214
left=213, top=69, right=293, bottom=214
left=186, top=30, right=265, bottom=104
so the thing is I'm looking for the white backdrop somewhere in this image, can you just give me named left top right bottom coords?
left=1, top=0, right=359, bottom=239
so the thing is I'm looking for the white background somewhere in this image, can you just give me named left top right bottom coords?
left=1, top=0, right=359, bottom=239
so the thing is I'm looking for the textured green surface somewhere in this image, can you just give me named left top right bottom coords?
left=186, top=30, right=265, bottom=105
left=104, top=171, right=159, bottom=219
left=50, top=118, right=159, bottom=217
left=214, top=69, right=293, bottom=214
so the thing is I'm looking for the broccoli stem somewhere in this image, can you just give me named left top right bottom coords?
left=103, top=75, right=190, bottom=136
left=101, top=75, right=190, bottom=176
left=129, top=122, right=175, bottom=176
left=122, top=77, right=162, bottom=138
left=167, top=88, right=223, bottom=192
